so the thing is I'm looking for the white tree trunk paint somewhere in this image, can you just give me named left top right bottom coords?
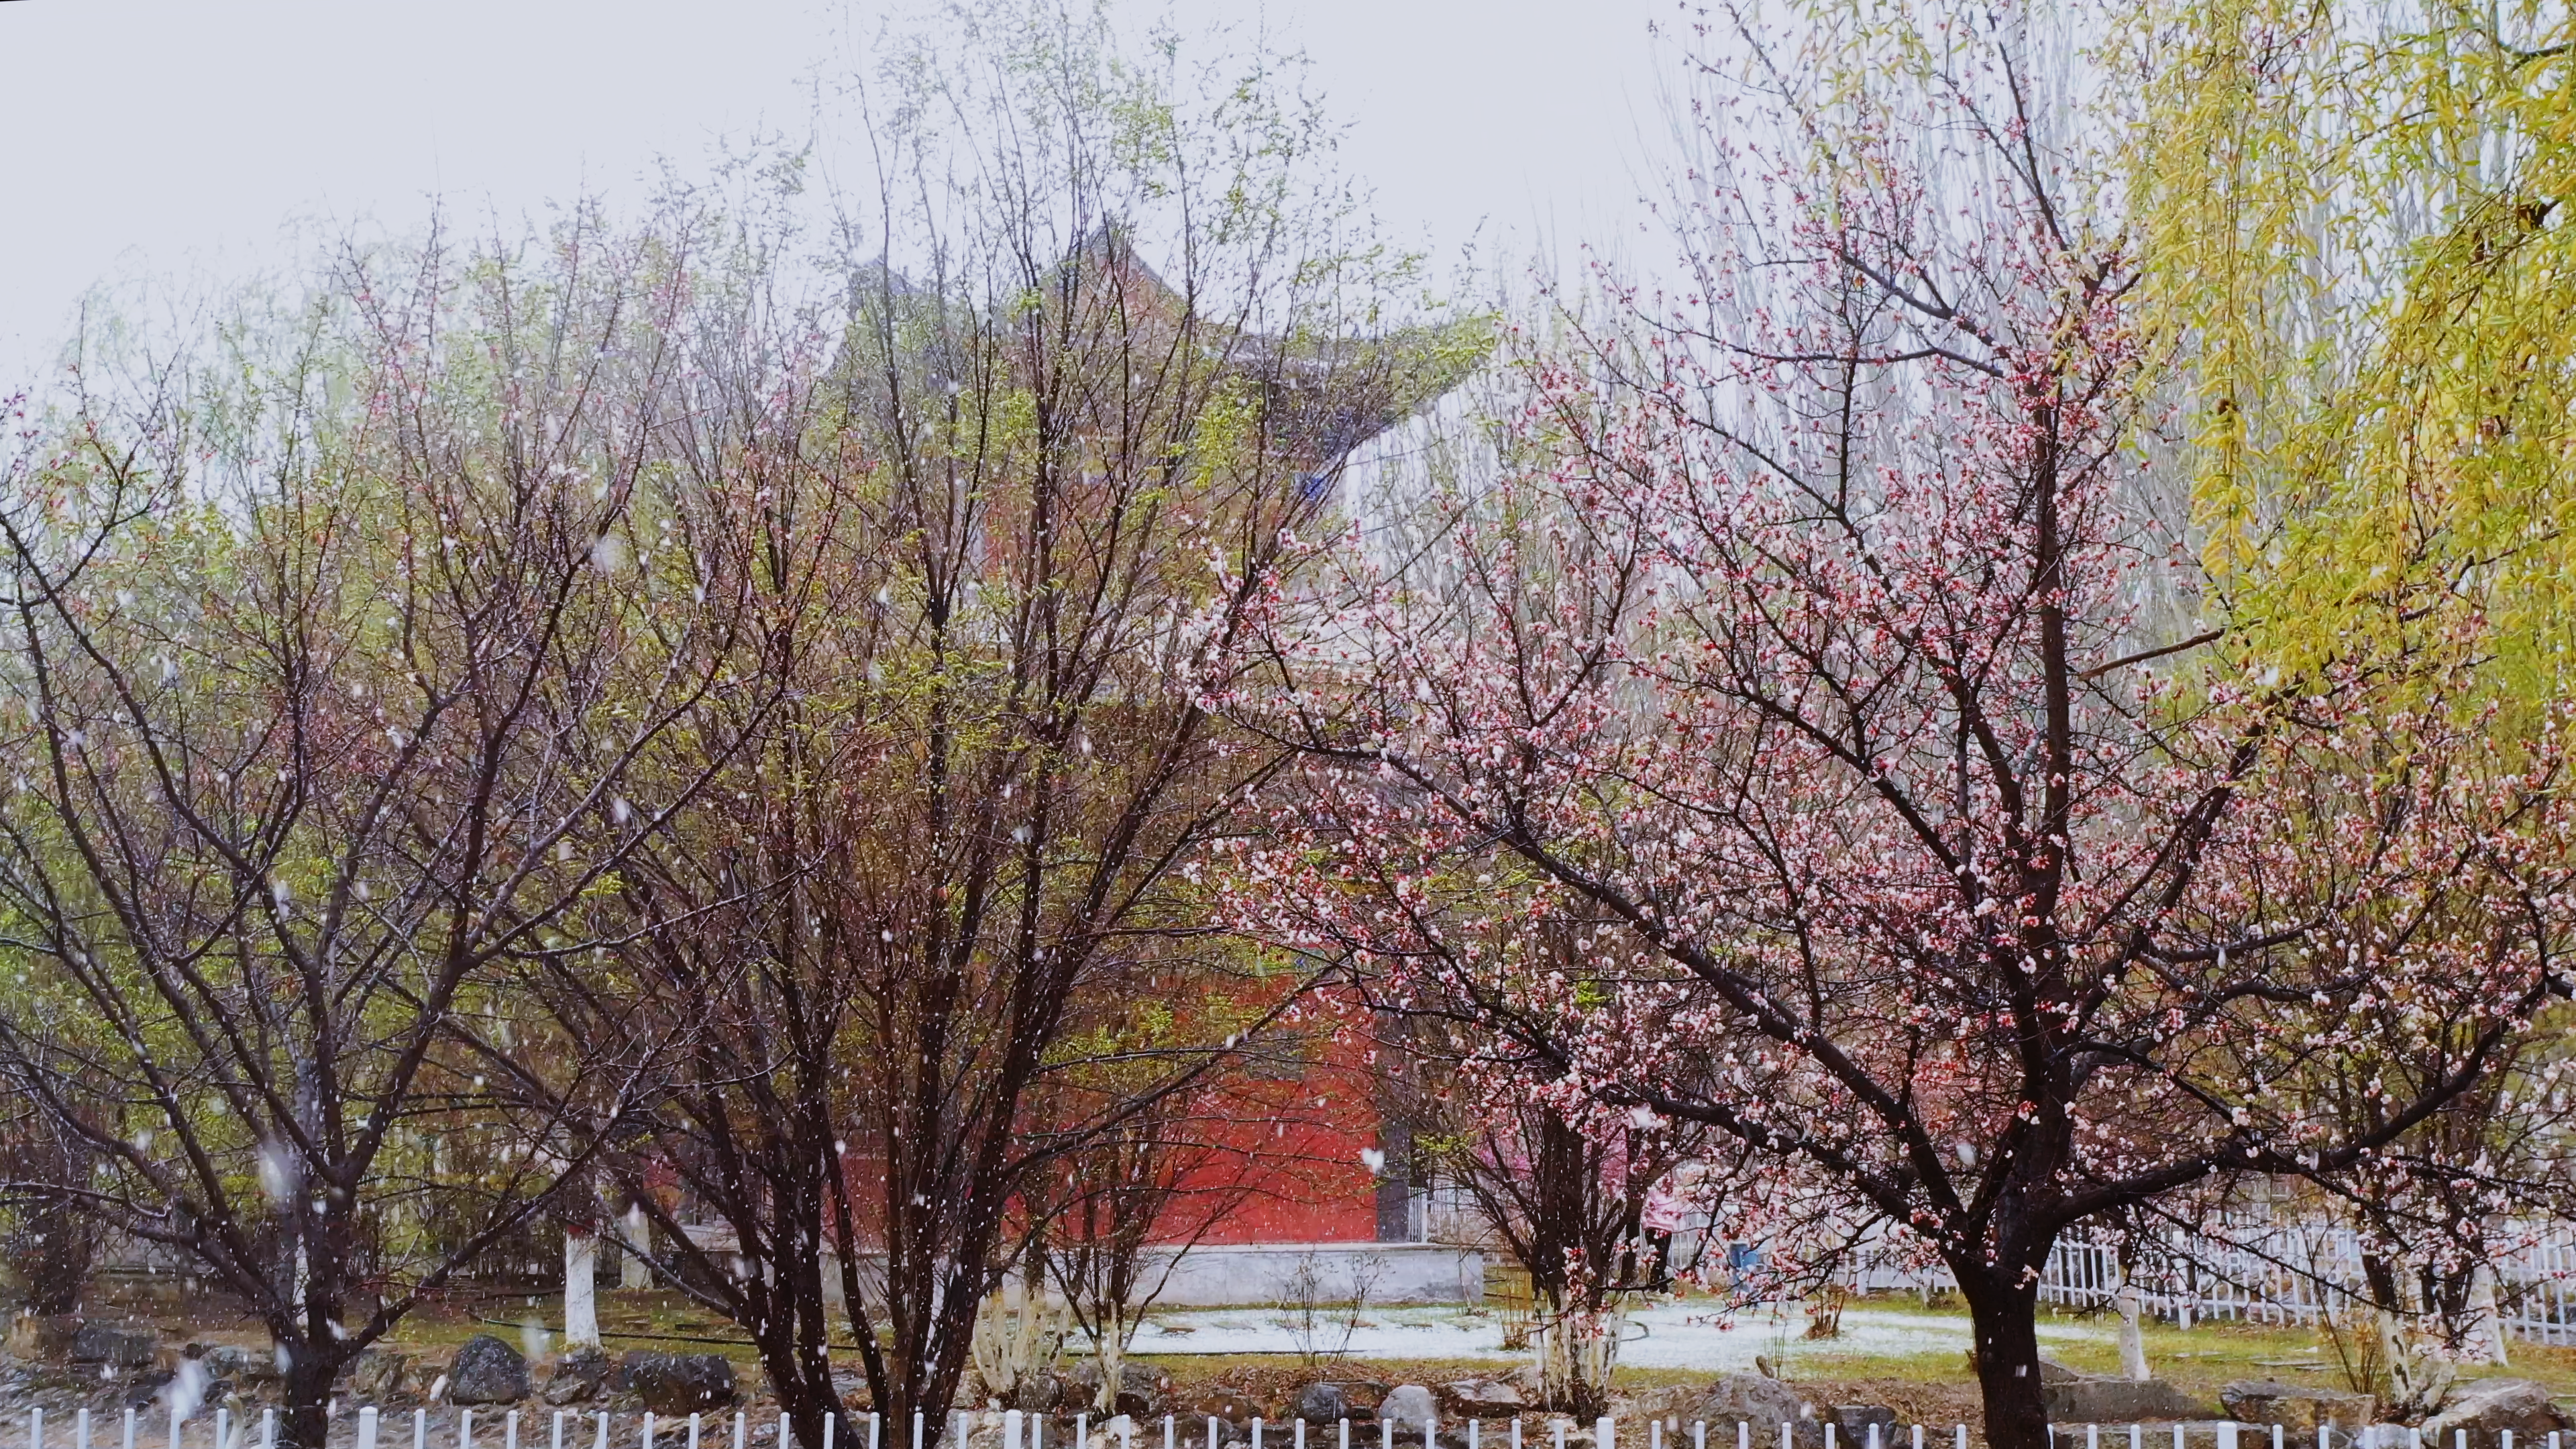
left=2115, top=1282, right=2149, bottom=1381
left=621, top=1205, right=651, bottom=1291
left=565, top=1231, right=601, bottom=1348
left=2467, top=1265, right=2510, bottom=1366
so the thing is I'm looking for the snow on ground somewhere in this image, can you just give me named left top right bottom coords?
left=1130, top=1304, right=2110, bottom=1372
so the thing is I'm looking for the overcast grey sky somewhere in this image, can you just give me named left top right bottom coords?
left=0, top=1, right=1684, bottom=384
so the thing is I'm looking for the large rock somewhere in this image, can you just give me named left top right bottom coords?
left=350, top=1349, right=411, bottom=1401
left=545, top=1348, right=614, bottom=1407
left=200, top=1344, right=281, bottom=1385
left=449, top=1334, right=531, bottom=1405
left=1686, top=1373, right=1819, bottom=1444
left=9, top=1313, right=84, bottom=1361
left=1379, top=1386, right=1440, bottom=1432
left=619, top=1351, right=739, bottom=1413
left=2045, top=1378, right=2214, bottom=1424
left=1005, top=1371, right=1068, bottom=1413
left=70, top=1324, right=158, bottom=1369
left=1295, top=1385, right=1352, bottom=1426
left=1183, top=1389, right=1265, bottom=1426
left=2421, top=1379, right=2569, bottom=1446
left=1071, top=1362, right=1171, bottom=1417
left=123, top=1370, right=176, bottom=1411
left=1834, top=1407, right=1898, bottom=1448
left=1443, top=1380, right=1526, bottom=1417
left=2222, top=1381, right=2376, bottom=1432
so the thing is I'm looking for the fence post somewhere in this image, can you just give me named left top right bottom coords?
left=461, top=1409, right=473, bottom=1449
left=123, top=1407, right=138, bottom=1449
left=1598, top=1422, right=1613, bottom=1449
left=360, top=1408, right=380, bottom=1449
left=690, top=1415, right=703, bottom=1449
left=415, top=1409, right=428, bottom=1449
left=37, top=1407, right=48, bottom=1449
left=264, top=1412, right=276, bottom=1449
left=553, top=1413, right=568, bottom=1449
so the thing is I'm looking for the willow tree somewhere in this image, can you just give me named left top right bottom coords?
left=2133, top=0, right=2576, bottom=1381
left=2136, top=0, right=2576, bottom=694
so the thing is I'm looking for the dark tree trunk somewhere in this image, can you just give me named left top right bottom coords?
left=755, top=1248, right=846, bottom=1449
left=280, top=1349, right=340, bottom=1449
left=1962, top=1270, right=2051, bottom=1449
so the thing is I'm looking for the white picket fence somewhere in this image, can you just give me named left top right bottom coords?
left=1744, top=1214, right=2576, bottom=1346
left=2036, top=1223, right=2576, bottom=1345
left=11, top=1409, right=2576, bottom=1449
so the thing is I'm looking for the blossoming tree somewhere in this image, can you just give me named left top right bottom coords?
left=1227, top=7, right=2576, bottom=1446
